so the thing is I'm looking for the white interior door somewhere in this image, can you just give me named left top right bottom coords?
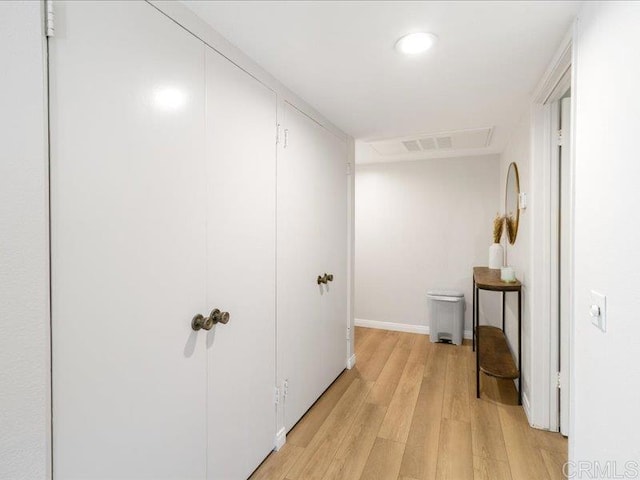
left=278, top=103, right=348, bottom=430
left=559, top=95, right=572, bottom=436
left=317, top=125, right=349, bottom=391
left=204, top=49, right=277, bottom=479
left=50, top=1, right=208, bottom=478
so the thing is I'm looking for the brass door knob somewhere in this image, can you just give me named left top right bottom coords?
left=191, top=313, right=214, bottom=331
left=210, top=308, right=230, bottom=325
left=326, top=274, right=334, bottom=282
left=317, top=274, right=328, bottom=285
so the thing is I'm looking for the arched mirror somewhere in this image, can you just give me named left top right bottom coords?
left=505, top=162, right=520, bottom=244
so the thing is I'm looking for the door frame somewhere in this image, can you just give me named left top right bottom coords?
left=528, top=28, right=576, bottom=432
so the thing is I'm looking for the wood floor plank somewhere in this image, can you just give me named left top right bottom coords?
left=249, top=444, right=304, bottom=480
left=532, top=428, right=569, bottom=455
left=366, top=333, right=415, bottom=406
left=407, top=334, right=431, bottom=365
left=377, top=358, right=425, bottom=443
left=357, top=331, right=400, bottom=381
left=435, top=419, right=474, bottom=480
left=464, top=345, right=510, bottom=463
left=406, top=343, right=447, bottom=445
left=287, top=368, right=359, bottom=448
left=470, top=396, right=509, bottom=462
left=472, top=456, right=512, bottom=480
left=353, top=329, right=388, bottom=369
left=442, top=347, right=471, bottom=422
left=399, top=344, right=447, bottom=480
left=358, top=438, right=405, bottom=480
left=498, top=404, right=551, bottom=480
left=321, top=402, right=387, bottom=480
left=287, top=378, right=373, bottom=480
left=540, top=448, right=568, bottom=480
left=355, top=326, right=373, bottom=351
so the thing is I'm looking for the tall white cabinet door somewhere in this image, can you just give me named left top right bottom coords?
left=318, top=132, right=349, bottom=391
left=50, top=2, right=208, bottom=478
left=278, top=103, right=348, bottom=430
left=204, top=50, right=277, bottom=479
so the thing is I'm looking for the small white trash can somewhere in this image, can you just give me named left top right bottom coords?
left=427, top=290, right=465, bottom=345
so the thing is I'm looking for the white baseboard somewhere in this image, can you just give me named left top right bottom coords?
left=274, top=427, right=286, bottom=451
left=346, top=353, right=356, bottom=369
left=355, top=318, right=472, bottom=340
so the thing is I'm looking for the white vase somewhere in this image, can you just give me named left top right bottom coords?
left=489, top=243, right=504, bottom=269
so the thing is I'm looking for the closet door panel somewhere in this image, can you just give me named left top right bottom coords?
left=278, top=104, right=347, bottom=430
left=205, top=50, right=277, bottom=479
left=50, top=2, right=207, bottom=478
left=318, top=132, right=349, bottom=389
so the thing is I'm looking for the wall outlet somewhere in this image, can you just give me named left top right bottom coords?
left=589, top=290, right=606, bottom=332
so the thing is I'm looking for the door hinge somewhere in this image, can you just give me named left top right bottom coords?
left=45, top=0, right=55, bottom=37
left=274, top=386, right=281, bottom=405
left=556, top=371, right=562, bottom=389
left=283, top=129, right=289, bottom=149
left=346, top=162, right=352, bottom=176
left=346, top=326, right=351, bottom=341
left=556, top=129, right=564, bottom=147
left=283, top=379, right=289, bottom=399
left=276, top=124, right=281, bottom=145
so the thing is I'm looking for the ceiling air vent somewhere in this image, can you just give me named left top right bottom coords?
left=402, top=140, right=421, bottom=152
left=419, top=138, right=436, bottom=150
left=369, top=127, right=493, bottom=156
left=436, top=136, right=453, bottom=149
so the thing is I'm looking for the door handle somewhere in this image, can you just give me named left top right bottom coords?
left=191, top=309, right=230, bottom=331
left=317, top=273, right=334, bottom=285
left=210, top=308, right=230, bottom=325
left=192, top=313, right=214, bottom=331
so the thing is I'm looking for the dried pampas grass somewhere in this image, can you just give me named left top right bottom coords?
left=493, top=214, right=505, bottom=244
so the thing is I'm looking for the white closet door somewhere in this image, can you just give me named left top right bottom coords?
left=50, top=2, right=208, bottom=478
left=278, top=103, right=348, bottom=430
left=318, top=129, right=349, bottom=391
left=204, top=50, right=277, bottom=478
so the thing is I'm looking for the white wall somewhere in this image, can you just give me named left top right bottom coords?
left=571, top=1, right=640, bottom=469
left=0, top=2, right=51, bottom=479
left=355, top=154, right=501, bottom=333
left=498, top=113, right=533, bottom=413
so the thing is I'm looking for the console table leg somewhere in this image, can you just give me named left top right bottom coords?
left=472, top=279, right=476, bottom=351
left=502, top=291, right=506, bottom=331
left=518, top=289, right=522, bottom=406
left=476, top=285, right=480, bottom=399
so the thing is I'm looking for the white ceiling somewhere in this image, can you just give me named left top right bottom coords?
left=182, top=1, right=580, bottom=160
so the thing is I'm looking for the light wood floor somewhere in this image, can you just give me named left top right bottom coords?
left=250, top=327, right=567, bottom=480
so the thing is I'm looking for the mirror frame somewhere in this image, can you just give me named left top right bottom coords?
left=505, top=162, right=520, bottom=245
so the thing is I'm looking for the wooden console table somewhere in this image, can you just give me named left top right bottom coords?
left=473, top=266, right=522, bottom=405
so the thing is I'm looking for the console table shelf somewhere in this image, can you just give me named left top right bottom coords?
left=477, top=326, right=519, bottom=379
left=473, top=267, right=522, bottom=404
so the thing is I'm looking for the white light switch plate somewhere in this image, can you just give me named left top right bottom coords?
left=518, top=192, right=527, bottom=210
left=590, top=290, right=606, bottom=332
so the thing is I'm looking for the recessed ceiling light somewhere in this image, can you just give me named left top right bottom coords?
left=395, top=32, right=438, bottom=55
